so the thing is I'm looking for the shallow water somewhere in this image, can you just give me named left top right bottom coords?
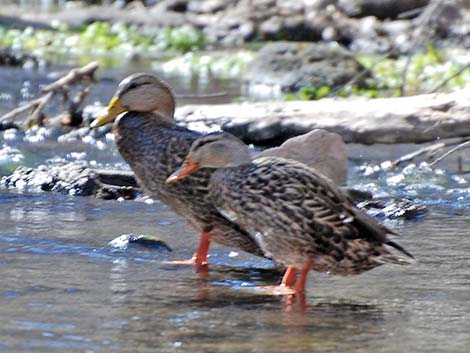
left=1, top=68, right=470, bottom=353
left=1, top=188, right=470, bottom=353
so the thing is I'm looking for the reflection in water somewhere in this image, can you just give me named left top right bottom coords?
left=110, top=258, right=129, bottom=305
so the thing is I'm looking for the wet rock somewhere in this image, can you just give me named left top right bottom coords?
left=358, top=198, right=428, bottom=220
left=0, top=47, right=39, bottom=68
left=0, top=121, right=19, bottom=131
left=243, top=42, right=365, bottom=93
left=109, top=234, right=173, bottom=251
left=1, top=163, right=138, bottom=200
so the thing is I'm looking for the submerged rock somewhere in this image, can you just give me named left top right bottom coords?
left=1, top=163, right=138, bottom=200
left=109, top=234, right=173, bottom=251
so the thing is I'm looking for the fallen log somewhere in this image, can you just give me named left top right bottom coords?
left=176, top=89, right=469, bottom=145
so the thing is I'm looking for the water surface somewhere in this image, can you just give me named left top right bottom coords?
left=1, top=187, right=470, bottom=353
left=1, top=67, right=470, bottom=353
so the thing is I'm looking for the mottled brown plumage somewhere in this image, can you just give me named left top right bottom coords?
left=92, top=73, right=263, bottom=261
left=168, top=132, right=415, bottom=292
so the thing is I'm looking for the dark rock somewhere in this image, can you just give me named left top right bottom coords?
left=343, top=188, right=374, bottom=203
left=0, top=47, right=39, bottom=68
left=358, top=198, right=428, bottom=220
left=338, top=0, right=430, bottom=20
left=1, top=163, right=139, bottom=200
left=413, top=0, right=464, bottom=38
left=243, top=41, right=365, bottom=93
left=0, top=121, right=19, bottom=131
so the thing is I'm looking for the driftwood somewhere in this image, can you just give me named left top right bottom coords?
left=389, top=137, right=470, bottom=168
left=0, top=61, right=98, bottom=129
left=176, top=89, right=470, bottom=145
left=428, top=140, right=470, bottom=169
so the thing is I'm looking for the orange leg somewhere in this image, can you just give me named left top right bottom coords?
left=192, top=231, right=211, bottom=266
left=247, top=266, right=298, bottom=296
left=281, top=266, right=297, bottom=287
left=293, top=259, right=312, bottom=294
left=162, top=232, right=212, bottom=267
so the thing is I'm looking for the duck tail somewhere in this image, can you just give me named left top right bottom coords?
left=382, top=239, right=416, bottom=265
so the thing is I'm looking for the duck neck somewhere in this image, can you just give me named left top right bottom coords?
left=223, top=148, right=252, bottom=168
left=225, top=159, right=252, bottom=168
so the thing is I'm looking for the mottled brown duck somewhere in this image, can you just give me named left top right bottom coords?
left=91, top=73, right=263, bottom=265
left=167, top=132, right=415, bottom=294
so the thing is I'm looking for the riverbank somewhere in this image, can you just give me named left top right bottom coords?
left=1, top=1, right=469, bottom=98
left=3, top=0, right=469, bottom=51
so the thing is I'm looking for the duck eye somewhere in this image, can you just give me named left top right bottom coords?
left=127, top=82, right=138, bottom=90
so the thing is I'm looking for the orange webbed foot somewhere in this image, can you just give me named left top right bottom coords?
left=162, top=255, right=208, bottom=267
left=162, top=231, right=211, bottom=268
left=248, top=284, right=297, bottom=296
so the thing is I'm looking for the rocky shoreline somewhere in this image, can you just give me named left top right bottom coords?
left=3, top=0, right=469, bottom=52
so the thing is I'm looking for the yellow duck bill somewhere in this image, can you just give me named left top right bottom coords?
left=90, top=97, right=127, bottom=128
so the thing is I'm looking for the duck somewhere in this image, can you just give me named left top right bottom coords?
left=90, top=73, right=349, bottom=270
left=166, top=132, right=415, bottom=294
left=91, top=73, right=262, bottom=266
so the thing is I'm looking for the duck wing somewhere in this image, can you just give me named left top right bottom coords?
left=211, top=157, right=413, bottom=261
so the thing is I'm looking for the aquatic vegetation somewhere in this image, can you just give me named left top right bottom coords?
left=285, top=86, right=331, bottom=101
left=158, top=50, right=254, bottom=80
left=286, top=46, right=470, bottom=100
left=0, top=22, right=206, bottom=67
left=0, top=21, right=467, bottom=96
left=355, top=45, right=470, bottom=97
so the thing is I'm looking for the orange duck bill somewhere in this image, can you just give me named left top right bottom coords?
left=166, top=159, right=200, bottom=183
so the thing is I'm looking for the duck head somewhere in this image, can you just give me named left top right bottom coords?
left=91, top=73, right=176, bottom=128
left=166, top=132, right=251, bottom=183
